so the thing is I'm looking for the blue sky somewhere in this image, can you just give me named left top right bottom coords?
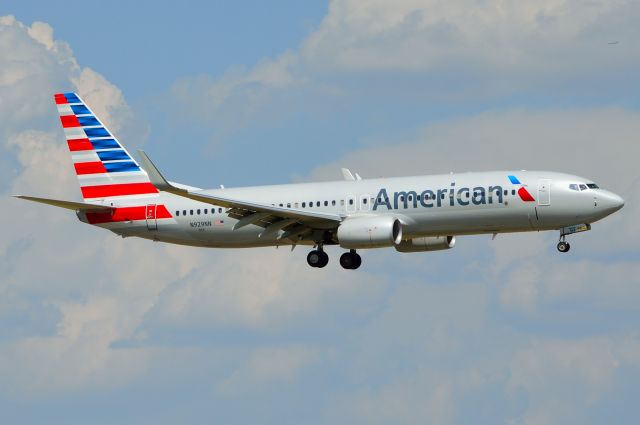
left=1, top=1, right=640, bottom=424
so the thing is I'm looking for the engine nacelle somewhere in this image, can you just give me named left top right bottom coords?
left=337, top=216, right=403, bottom=249
left=395, top=236, right=456, bottom=253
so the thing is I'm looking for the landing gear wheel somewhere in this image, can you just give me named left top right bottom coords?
left=557, top=241, right=570, bottom=253
left=339, top=250, right=362, bottom=270
left=307, top=250, right=329, bottom=268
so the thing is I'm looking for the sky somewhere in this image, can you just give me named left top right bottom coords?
left=1, top=1, right=640, bottom=424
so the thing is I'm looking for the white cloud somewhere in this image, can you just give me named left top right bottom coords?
left=507, top=336, right=634, bottom=424
left=168, top=0, right=640, bottom=123
left=215, top=344, right=321, bottom=396
left=303, top=0, right=640, bottom=74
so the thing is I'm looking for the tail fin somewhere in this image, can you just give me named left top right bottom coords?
left=54, top=92, right=158, bottom=202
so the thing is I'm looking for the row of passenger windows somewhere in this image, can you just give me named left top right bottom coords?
left=175, top=208, right=224, bottom=216
left=175, top=188, right=526, bottom=217
left=569, top=183, right=599, bottom=191
left=274, top=189, right=520, bottom=209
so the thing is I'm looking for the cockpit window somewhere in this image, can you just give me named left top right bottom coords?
left=587, top=183, right=599, bottom=189
left=579, top=184, right=588, bottom=191
left=569, top=184, right=579, bottom=191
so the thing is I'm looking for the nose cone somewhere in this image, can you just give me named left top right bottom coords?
left=601, top=191, right=625, bottom=214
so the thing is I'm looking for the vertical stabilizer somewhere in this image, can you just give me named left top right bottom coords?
left=54, top=92, right=158, bottom=202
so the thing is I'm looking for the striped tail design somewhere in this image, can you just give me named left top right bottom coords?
left=54, top=92, right=159, bottom=201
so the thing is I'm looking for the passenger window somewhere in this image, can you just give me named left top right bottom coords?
left=279, top=203, right=283, bottom=207
left=332, top=200, right=336, bottom=206
left=183, top=210, right=186, bottom=216
left=190, top=210, right=193, bottom=215
left=204, top=209, right=208, bottom=214
left=218, top=208, right=222, bottom=213
left=363, top=198, right=367, bottom=204
left=287, top=203, right=291, bottom=208
left=504, top=190, right=508, bottom=196
left=349, top=199, right=354, bottom=205
left=324, top=201, right=328, bottom=206
left=512, top=190, right=516, bottom=195
left=316, top=201, right=320, bottom=207
left=302, top=202, right=306, bottom=208
left=340, top=200, right=345, bottom=206
left=176, top=211, right=180, bottom=216
left=579, top=184, right=588, bottom=191
left=197, top=209, right=201, bottom=215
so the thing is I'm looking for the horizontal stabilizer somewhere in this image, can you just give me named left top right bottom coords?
left=14, top=195, right=112, bottom=211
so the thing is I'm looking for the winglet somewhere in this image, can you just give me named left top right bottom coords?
left=137, top=150, right=175, bottom=192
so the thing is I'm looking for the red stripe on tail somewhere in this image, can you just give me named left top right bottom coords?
left=54, top=94, right=68, bottom=104
left=81, top=182, right=159, bottom=199
left=67, top=138, right=93, bottom=151
left=74, top=162, right=107, bottom=175
left=60, top=115, right=81, bottom=128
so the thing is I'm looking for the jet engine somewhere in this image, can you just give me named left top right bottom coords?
left=337, top=216, right=402, bottom=249
left=395, top=236, right=456, bottom=252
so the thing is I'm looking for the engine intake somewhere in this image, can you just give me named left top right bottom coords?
left=337, top=216, right=402, bottom=249
left=395, top=236, right=456, bottom=252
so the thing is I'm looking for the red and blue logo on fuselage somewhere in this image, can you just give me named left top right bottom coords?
left=508, top=175, right=535, bottom=202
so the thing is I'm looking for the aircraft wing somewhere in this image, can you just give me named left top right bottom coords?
left=137, top=151, right=343, bottom=233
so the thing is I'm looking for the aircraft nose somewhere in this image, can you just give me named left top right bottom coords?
left=601, top=191, right=625, bottom=213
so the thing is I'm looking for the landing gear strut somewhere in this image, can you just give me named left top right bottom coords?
left=307, top=246, right=329, bottom=268
left=339, top=249, right=362, bottom=270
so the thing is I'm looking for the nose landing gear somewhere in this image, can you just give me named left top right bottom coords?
left=557, top=238, right=571, bottom=253
left=339, top=249, right=362, bottom=270
left=556, top=223, right=591, bottom=253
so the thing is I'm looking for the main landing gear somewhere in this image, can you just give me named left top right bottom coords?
left=306, top=247, right=362, bottom=269
left=307, top=247, right=329, bottom=268
left=339, top=250, right=362, bottom=270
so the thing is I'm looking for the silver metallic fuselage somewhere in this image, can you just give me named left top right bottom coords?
left=82, top=170, right=624, bottom=248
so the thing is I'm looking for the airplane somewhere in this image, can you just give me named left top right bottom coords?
left=15, top=92, right=625, bottom=270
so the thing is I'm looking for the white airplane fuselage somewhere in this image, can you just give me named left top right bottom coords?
left=80, top=170, right=623, bottom=249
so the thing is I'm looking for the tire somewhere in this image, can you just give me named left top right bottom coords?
left=340, top=252, right=362, bottom=270
left=340, top=252, right=355, bottom=269
left=317, top=251, right=329, bottom=268
left=352, top=253, right=362, bottom=269
left=557, top=241, right=569, bottom=253
left=307, top=250, right=322, bottom=267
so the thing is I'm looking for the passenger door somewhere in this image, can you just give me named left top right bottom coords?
left=538, top=179, right=551, bottom=206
